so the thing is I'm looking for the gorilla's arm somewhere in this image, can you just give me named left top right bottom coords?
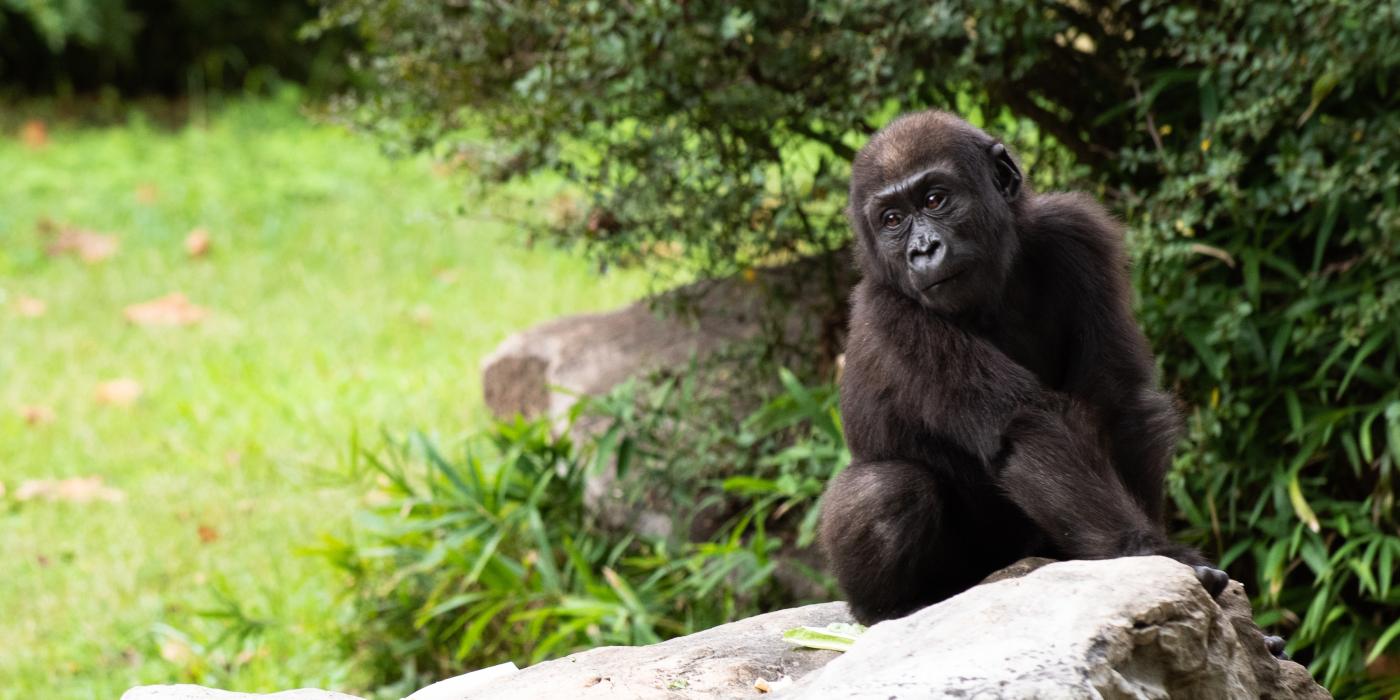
left=841, top=284, right=1045, bottom=463
left=928, top=332, right=1192, bottom=563
left=1026, top=193, right=1184, bottom=522
left=843, top=284, right=1196, bottom=565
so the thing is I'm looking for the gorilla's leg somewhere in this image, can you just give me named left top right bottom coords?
left=819, top=460, right=975, bottom=624
left=1108, top=388, right=1182, bottom=523
left=998, top=406, right=1229, bottom=596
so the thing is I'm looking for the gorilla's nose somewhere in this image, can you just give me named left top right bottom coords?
left=907, top=234, right=945, bottom=273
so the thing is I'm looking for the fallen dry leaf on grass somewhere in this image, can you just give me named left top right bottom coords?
left=20, top=120, right=47, bottom=148
left=42, top=222, right=119, bottom=264
left=14, top=296, right=47, bottom=318
left=124, top=293, right=209, bottom=326
left=184, top=228, right=212, bottom=257
left=13, top=476, right=125, bottom=503
left=234, top=649, right=263, bottom=667
left=159, top=638, right=195, bottom=666
left=19, top=405, right=55, bottom=426
left=95, top=378, right=143, bottom=406
left=135, top=183, right=160, bottom=204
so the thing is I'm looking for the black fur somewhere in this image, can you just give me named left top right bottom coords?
left=822, top=111, right=1216, bottom=625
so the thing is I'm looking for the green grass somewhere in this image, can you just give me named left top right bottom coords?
left=0, top=93, right=644, bottom=698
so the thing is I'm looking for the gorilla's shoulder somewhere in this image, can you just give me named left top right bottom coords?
left=1023, top=191, right=1128, bottom=265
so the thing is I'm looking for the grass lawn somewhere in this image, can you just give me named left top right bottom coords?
left=0, top=93, right=645, bottom=698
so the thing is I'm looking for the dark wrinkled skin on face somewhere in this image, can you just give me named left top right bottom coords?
left=822, top=112, right=1257, bottom=638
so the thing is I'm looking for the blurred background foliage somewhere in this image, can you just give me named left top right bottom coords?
left=316, top=0, right=1400, bottom=695
left=3, top=0, right=1397, bottom=697
left=0, top=0, right=350, bottom=95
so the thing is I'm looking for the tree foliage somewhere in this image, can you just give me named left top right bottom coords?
left=320, top=0, right=1400, bottom=693
left=0, top=0, right=347, bottom=94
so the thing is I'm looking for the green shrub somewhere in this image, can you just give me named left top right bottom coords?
left=313, top=1, right=1078, bottom=279
left=321, top=0, right=1400, bottom=692
left=321, top=371, right=845, bottom=694
left=1121, top=5, right=1400, bottom=692
left=0, top=0, right=349, bottom=94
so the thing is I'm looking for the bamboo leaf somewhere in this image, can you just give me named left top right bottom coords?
left=1287, top=474, right=1321, bottom=533
left=1366, top=618, right=1400, bottom=664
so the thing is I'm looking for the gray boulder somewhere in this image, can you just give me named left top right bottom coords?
left=789, top=556, right=1329, bottom=699
left=122, top=557, right=1329, bottom=700
left=479, top=250, right=853, bottom=425
left=469, top=602, right=851, bottom=698
left=121, top=687, right=362, bottom=700
left=480, top=250, right=855, bottom=539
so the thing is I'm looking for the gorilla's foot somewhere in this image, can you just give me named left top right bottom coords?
left=1264, top=635, right=1290, bottom=660
left=1192, top=565, right=1229, bottom=598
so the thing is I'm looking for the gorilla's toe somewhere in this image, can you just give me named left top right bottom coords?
left=1264, top=635, right=1289, bottom=660
left=1193, top=565, right=1229, bottom=598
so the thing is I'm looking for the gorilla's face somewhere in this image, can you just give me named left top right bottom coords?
left=849, top=112, right=1023, bottom=316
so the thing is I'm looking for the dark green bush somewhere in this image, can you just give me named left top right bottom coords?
left=1124, top=5, right=1400, bottom=692
left=321, top=0, right=1400, bottom=693
left=0, top=0, right=348, bottom=94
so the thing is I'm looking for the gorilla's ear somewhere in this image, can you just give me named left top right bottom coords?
left=989, top=143, right=1022, bottom=201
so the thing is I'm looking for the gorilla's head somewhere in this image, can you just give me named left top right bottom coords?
left=849, top=111, right=1025, bottom=315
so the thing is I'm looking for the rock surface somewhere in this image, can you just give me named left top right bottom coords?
left=470, top=602, right=851, bottom=698
left=479, top=250, right=853, bottom=424
left=481, top=251, right=854, bottom=540
left=121, top=687, right=361, bottom=700
left=790, top=556, right=1329, bottom=699
left=123, top=557, right=1330, bottom=700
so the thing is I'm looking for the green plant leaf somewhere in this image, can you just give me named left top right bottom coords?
left=1366, top=618, right=1400, bottom=664
left=782, top=623, right=867, bottom=652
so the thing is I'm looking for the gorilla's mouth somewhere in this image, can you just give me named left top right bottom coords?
left=918, top=270, right=964, bottom=292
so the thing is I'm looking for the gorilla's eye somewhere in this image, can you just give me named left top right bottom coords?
left=925, top=191, right=948, bottom=211
left=882, top=211, right=904, bottom=229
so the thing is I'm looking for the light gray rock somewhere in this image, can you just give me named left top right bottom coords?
left=120, top=558, right=1330, bottom=700
left=480, top=250, right=854, bottom=539
left=467, top=602, right=853, bottom=699
left=787, top=556, right=1330, bottom=700
left=404, top=662, right=518, bottom=699
left=479, top=250, right=853, bottom=425
left=120, top=687, right=363, bottom=700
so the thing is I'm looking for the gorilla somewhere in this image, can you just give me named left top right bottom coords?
left=819, top=111, right=1280, bottom=655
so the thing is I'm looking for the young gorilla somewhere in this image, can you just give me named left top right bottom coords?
left=822, top=111, right=1268, bottom=640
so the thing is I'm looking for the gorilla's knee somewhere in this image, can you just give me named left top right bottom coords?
left=819, top=461, right=947, bottom=623
left=820, top=462, right=941, bottom=561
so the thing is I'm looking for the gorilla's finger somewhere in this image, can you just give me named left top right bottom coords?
left=1193, top=565, right=1229, bottom=598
